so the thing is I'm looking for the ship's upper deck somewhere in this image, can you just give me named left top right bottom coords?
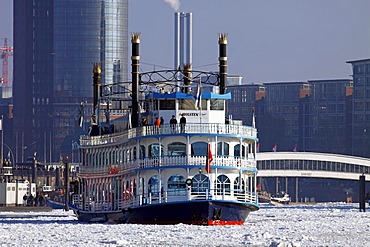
left=81, top=90, right=257, bottom=147
left=147, top=91, right=232, bottom=125
left=80, top=123, right=257, bottom=147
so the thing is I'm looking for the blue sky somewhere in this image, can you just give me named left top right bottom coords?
left=1, top=0, right=370, bottom=83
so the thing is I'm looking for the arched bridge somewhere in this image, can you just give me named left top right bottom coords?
left=257, top=152, right=370, bottom=181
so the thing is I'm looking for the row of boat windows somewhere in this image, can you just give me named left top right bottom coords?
left=117, top=174, right=250, bottom=197
left=148, top=174, right=248, bottom=196
left=258, top=159, right=370, bottom=174
left=84, top=141, right=255, bottom=167
left=156, top=99, right=224, bottom=111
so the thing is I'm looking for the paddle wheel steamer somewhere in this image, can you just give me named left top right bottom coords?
left=70, top=33, right=259, bottom=225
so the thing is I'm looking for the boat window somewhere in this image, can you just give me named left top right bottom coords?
left=139, top=177, right=145, bottom=197
left=125, top=149, right=131, bottom=162
left=133, top=179, right=137, bottom=197
left=153, top=100, right=158, bottom=110
left=167, top=175, right=186, bottom=196
left=112, top=150, right=116, bottom=164
left=108, top=150, right=112, bottom=164
left=149, top=144, right=164, bottom=157
left=191, top=142, right=208, bottom=156
left=217, top=142, right=229, bottom=156
left=234, top=177, right=245, bottom=193
left=140, top=145, right=145, bottom=159
left=159, top=99, right=175, bottom=110
left=234, top=144, right=246, bottom=158
left=179, top=99, right=196, bottom=110
left=210, top=99, right=224, bottom=110
left=179, top=99, right=206, bottom=110
left=215, top=175, right=231, bottom=195
left=168, top=142, right=186, bottom=156
left=191, top=174, right=210, bottom=194
left=148, top=175, right=160, bottom=196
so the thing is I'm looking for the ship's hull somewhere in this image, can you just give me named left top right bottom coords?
left=46, top=199, right=65, bottom=209
left=72, top=200, right=258, bottom=225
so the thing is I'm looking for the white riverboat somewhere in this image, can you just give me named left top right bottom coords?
left=70, top=34, right=259, bottom=225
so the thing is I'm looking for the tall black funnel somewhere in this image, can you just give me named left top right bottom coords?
left=218, top=34, right=227, bottom=94
left=131, top=33, right=140, bottom=128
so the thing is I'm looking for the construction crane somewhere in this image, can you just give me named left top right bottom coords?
left=1, top=38, right=13, bottom=99
left=0, top=38, right=13, bottom=85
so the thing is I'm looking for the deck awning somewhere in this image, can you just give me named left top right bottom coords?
left=202, top=92, right=231, bottom=99
left=152, top=92, right=193, bottom=99
left=152, top=92, right=231, bottom=100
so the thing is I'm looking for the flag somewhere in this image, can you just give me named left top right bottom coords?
left=194, top=82, right=201, bottom=110
left=251, top=107, right=256, bottom=128
left=78, top=102, right=84, bottom=127
left=206, top=144, right=213, bottom=173
left=78, top=116, right=84, bottom=128
left=293, top=144, right=297, bottom=152
left=256, top=142, right=260, bottom=152
left=272, top=144, right=277, bottom=152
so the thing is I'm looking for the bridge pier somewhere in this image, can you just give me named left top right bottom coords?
left=359, top=174, right=365, bottom=212
left=296, top=177, right=299, bottom=203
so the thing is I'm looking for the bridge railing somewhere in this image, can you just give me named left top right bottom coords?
left=257, top=155, right=370, bottom=175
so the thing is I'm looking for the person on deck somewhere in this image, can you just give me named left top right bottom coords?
left=180, top=114, right=186, bottom=133
left=141, top=117, right=148, bottom=126
left=170, top=115, right=177, bottom=133
left=154, top=117, right=161, bottom=133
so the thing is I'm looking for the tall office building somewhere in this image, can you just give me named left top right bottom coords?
left=260, top=82, right=308, bottom=152
left=13, top=0, right=128, bottom=163
left=228, top=79, right=353, bottom=155
left=227, top=83, right=265, bottom=126
left=302, top=79, right=352, bottom=154
left=347, top=59, right=370, bottom=157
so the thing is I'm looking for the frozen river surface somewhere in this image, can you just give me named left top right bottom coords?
left=0, top=203, right=369, bottom=246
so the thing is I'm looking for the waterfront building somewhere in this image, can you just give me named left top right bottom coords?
left=347, top=59, right=370, bottom=157
left=228, top=79, right=353, bottom=155
left=13, top=0, right=129, bottom=162
left=227, top=83, right=265, bottom=126
left=303, top=79, right=352, bottom=154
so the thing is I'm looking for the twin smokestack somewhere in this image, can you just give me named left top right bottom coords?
left=174, top=12, right=192, bottom=70
left=93, top=13, right=227, bottom=129
left=174, top=12, right=227, bottom=94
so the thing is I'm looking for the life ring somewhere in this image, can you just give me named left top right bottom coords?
left=185, top=178, right=192, bottom=186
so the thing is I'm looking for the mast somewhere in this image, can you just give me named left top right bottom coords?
left=92, top=63, right=101, bottom=125
left=131, top=33, right=140, bottom=128
left=218, top=34, right=227, bottom=94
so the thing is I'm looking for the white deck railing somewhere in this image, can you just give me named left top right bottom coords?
left=80, top=123, right=257, bottom=147
left=79, top=155, right=256, bottom=174
left=71, top=188, right=258, bottom=212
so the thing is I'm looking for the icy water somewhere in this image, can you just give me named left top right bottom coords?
left=0, top=203, right=369, bottom=246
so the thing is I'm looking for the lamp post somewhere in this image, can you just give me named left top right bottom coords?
left=1, top=115, right=3, bottom=167
left=2, top=143, right=15, bottom=166
left=21, top=141, right=37, bottom=163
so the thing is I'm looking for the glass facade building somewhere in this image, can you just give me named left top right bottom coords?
left=303, top=80, right=352, bottom=154
left=347, top=59, right=370, bottom=157
left=228, top=79, right=353, bottom=155
left=13, top=0, right=128, bottom=162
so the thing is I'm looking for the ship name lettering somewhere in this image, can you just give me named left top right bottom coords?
left=183, top=113, right=199, bottom=117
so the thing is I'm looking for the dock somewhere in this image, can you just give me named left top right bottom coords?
left=0, top=206, right=52, bottom=212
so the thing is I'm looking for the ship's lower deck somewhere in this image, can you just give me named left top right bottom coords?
left=72, top=200, right=258, bottom=225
